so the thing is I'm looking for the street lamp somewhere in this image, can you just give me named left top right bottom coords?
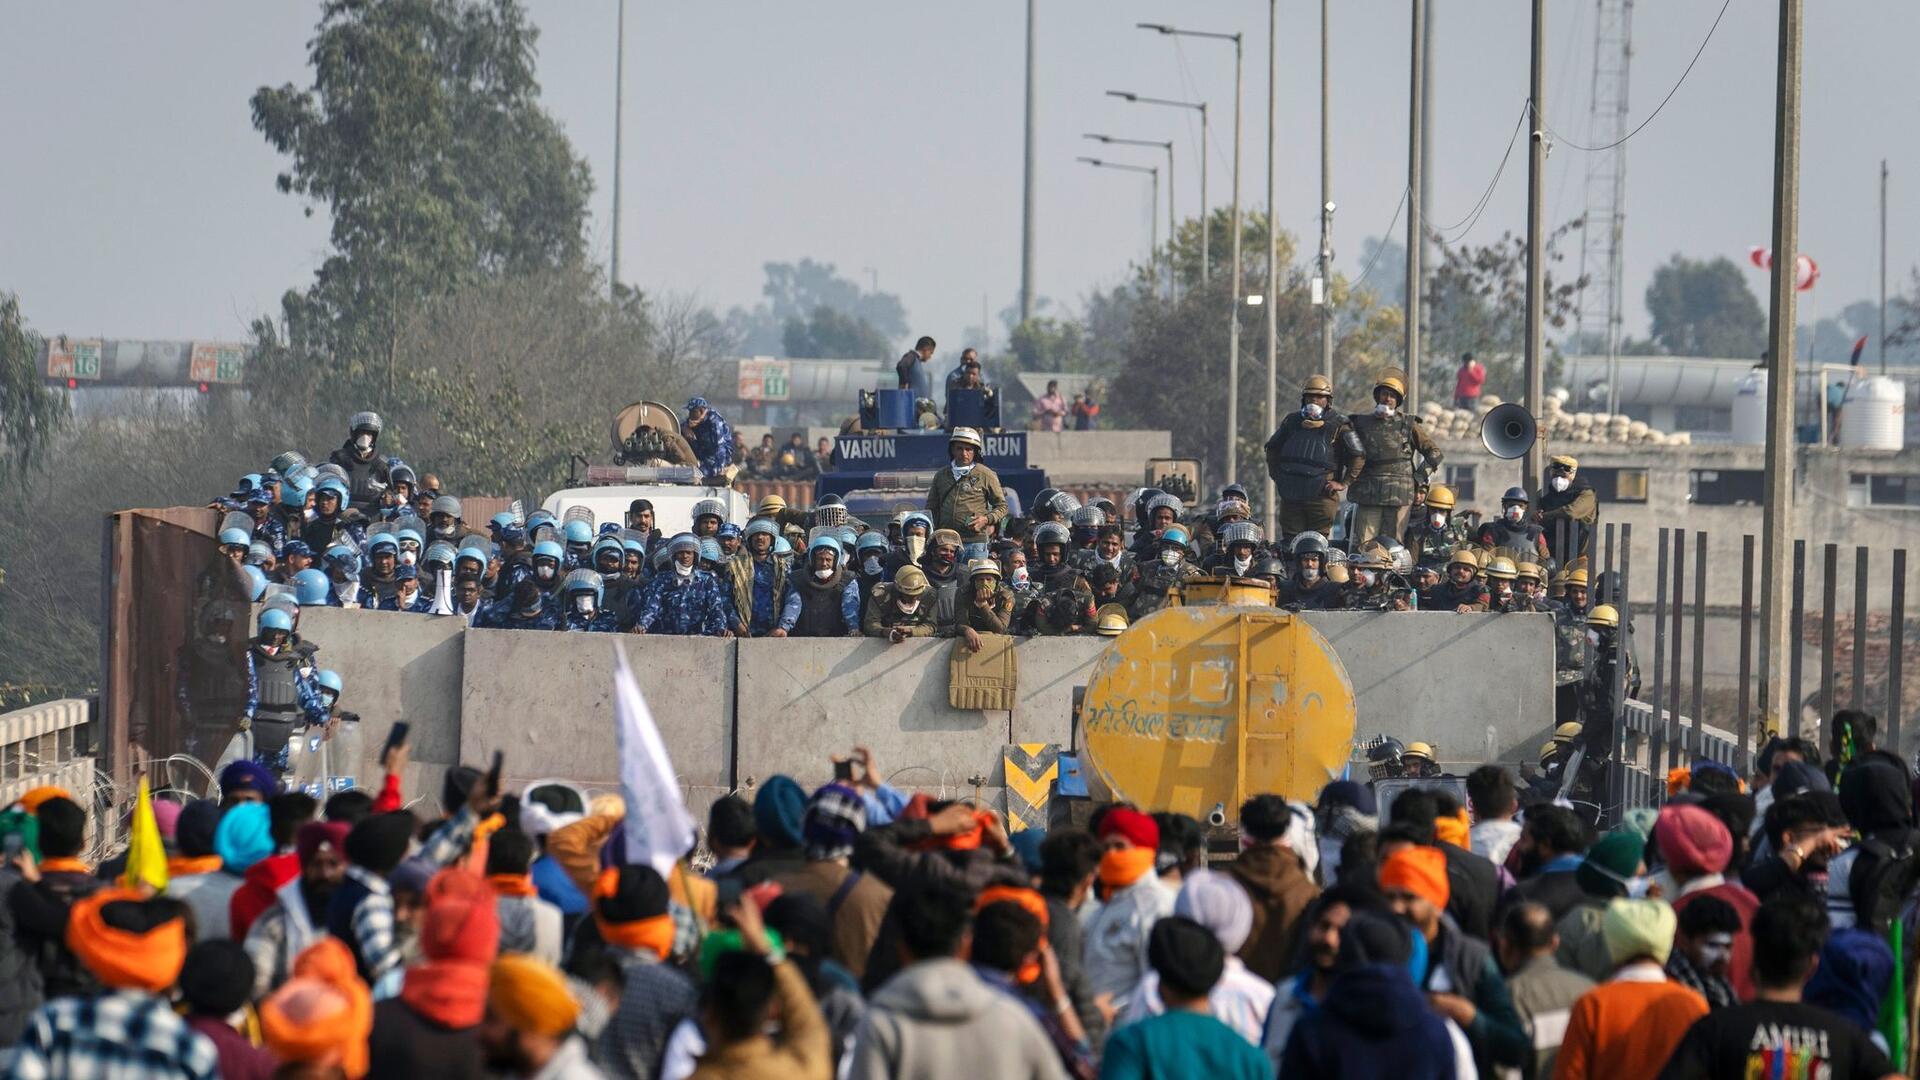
left=1078, top=157, right=1161, bottom=291
left=1085, top=134, right=1175, bottom=299
left=1134, top=22, right=1242, bottom=486
left=1106, top=90, right=1210, bottom=284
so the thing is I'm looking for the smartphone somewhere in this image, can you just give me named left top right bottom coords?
left=1, top=834, right=20, bottom=860
left=381, top=722, right=410, bottom=768
left=485, top=750, right=504, bottom=798
left=833, top=759, right=854, bottom=782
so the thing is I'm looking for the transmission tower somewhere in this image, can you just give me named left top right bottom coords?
left=1574, top=0, right=1633, bottom=414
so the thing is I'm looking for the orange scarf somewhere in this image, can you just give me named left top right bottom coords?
left=260, top=938, right=371, bottom=1079
left=596, top=913, right=675, bottom=959
left=401, top=959, right=492, bottom=1029
left=167, top=855, right=222, bottom=877
left=65, top=888, right=187, bottom=993
left=40, top=857, right=91, bottom=875
left=488, top=874, right=536, bottom=898
left=1097, top=847, right=1156, bottom=892
left=1434, top=809, right=1471, bottom=850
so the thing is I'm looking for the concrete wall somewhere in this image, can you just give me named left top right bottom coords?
left=286, top=608, right=1553, bottom=816
left=1026, top=431, right=1173, bottom=487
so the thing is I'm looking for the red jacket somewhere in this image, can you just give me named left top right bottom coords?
left=229, top=853, right=300, bottom=940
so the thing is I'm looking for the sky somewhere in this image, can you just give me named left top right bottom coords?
left=3, top=1, right=1917, bottom=358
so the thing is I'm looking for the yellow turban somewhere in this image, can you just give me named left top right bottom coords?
left=20, top=787, right=72, bottom=813
left=1603, top=898, right=1677, bottom=967
left=489, top=953, right=581, bottom=1038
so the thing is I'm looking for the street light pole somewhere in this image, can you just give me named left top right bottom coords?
left=1759, top=0, right=1804, bottom=736
left=1266, top=0, right=1279, bottom=535
left=1405, top=0, right=1424, bottom=410
left=1881, top=160, right=1890, bottom=375
left=1108, top=90, right=1210, bottom=292
left=610, top=0, right=626, bottom=295
left=1086, top=135, right=1176, bottom=300
left=1137, top=23, right=1242, bottom=477
left=1523, top=0, right=1547, bottom=497
left=1319, top=0, right=1334, bottom=379
left=1021, top=0, right=1038, bottom=323
left=1079, top=158, right=1161, bottom=290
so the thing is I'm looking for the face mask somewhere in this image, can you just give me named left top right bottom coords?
left=304, top=507, right=318, bottom=523
left=574, top=595, right=595, bottom=614
left=1302, top=402, right=1325, bottom=420
left=1625, top=875, right=1654, bottom=899
left=906, top=535, right=927, bottom=562
left=1495, top=584, right=1512, bottom=599
left=1586, top=629, right=1602, bottom=647
left=431, top=524, right=456, bottom=539
left=814, top=567, right=835, bottom=581
left=1300, top=566, right=1320, bottom=583
left=862, top=556, right=881, bottom=574
left=1356, top=570, right=1375, bottom=588
left=1551, top=475, right=1571, bottom=492
left=536, top=565, right=555, bottom=582
left=674, top=561, right=694, bottom=578
left=951, top=463, right=974, bottom=478
left=354, top=434, right=373, bottom=451
left=1233, top=555, right=1253, bottom=575
left=1374, top=402, right=1395, bottom=418
left=400, top=550, right=417, bottom=566
left=1505, top=506, right=1524, bottom=523
left=1430, top=512, right=1448, bottom=530
left=896, top=599, right=920, bottom=614
left=1159, top=549, right=1180, bottom=566
left=1011, top=566, right=1030, bottom=586
left=936, top=549, right=956, bottom=565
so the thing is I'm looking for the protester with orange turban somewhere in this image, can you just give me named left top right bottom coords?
left=65, top=888, right=190, bottom=993
left=1083, top=806, right=1177, bottom=1000
left=260, top=938, right=372, bottom=1079
left=481, top=953, right=596, bottom=1078
left=594, top=865, right=702, bottom=1080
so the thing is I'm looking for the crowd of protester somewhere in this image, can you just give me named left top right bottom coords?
left=1, top=709, right=1915, bottom=1078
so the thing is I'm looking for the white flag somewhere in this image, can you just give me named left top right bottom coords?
left=613, top=642, right=698, bottom=878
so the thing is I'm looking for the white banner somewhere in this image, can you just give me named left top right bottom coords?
left=614, top=642, right=697, bottom=878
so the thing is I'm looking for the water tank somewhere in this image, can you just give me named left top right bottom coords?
left=1841, top=377, right=1906, bottom=450
left=1730, top=369, right=1768, bottom=446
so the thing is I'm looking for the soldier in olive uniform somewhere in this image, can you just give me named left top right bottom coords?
left=1404, top=482, right=1475, bottom=569
left=864, top=565, right=940, bottom=642
left=1575, top=604, right=1639, bottom=781
left=1278, top=533, right=1342, bottom=610
left=1265, top=373, right=1366, bottom=540
left=925, top=426, right=1007, bottom=546
left=1509, top=562, right=1554, bottom=613
left=1345, top=371, right=1441, bottom=547
left=1428, top=548, right=1490, bottom=613
left=1537, top=455, right=1599, bottom=567
left=954, top=559, right=1015, bottom=650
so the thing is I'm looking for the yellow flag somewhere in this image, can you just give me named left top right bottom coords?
left=123, top=777, right=168, bottom=894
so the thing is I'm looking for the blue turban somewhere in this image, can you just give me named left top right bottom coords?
left=213, top=802, right=273, bottom=872
left=754, top=776, right=807, bottom=851
left=219, top=760, right=280, bottom=802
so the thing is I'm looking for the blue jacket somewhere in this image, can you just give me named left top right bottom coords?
left=630, top=570, right=729, bottom=636
left=687, top=410, right=734, bottom=475
left=472, top=596, right=560, bottom=631
left=1280, top=962, right=1459, bottom=1079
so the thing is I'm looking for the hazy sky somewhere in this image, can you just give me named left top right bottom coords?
left=3, top=1, right=1916, bottom=357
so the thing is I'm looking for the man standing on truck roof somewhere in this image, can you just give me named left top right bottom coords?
left=926, top=427, right=1006, bottom=549
left=682, top=397, right=735, bottom=478
left=896, top=335, right=936, bottom=396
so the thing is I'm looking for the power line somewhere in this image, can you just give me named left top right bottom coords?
left=1354, top=186, right=1412, bottom=286
left=1547, top=0, right=1734, bottom=153
left=1431, top=101, right=1529, bottom=242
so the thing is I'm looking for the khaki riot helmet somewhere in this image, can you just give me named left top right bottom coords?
left=1587, top=603, right=1620, bottom=629
left=1539, top=741, right=1559, bottom=765
left=1448, top=547, right=1481, bottom=573
left=948, top=427, right=984, bottom=454
left=1094, top=603, right=1130, bottom=637
left=1403, top=742, right=1436, bottom=766
left=1563, top=567, right=1590, bottom=589
left=756, top=494, right=787, bottom=516
left=1484, top=557, right=1519, bottom=582
left=1374, top=369, right=1408, bottom=403
left=1554, top=721, right=1584, bottom=744
left=966, top=558, right=1002, bottom=582
left=1425, top=484, right=1457, bottom=512
left=893, top=565, right=930, bottom=597
left=1515, top=562, right=1544, bottom=585
left=1300, top=373, right=1334, bottom=399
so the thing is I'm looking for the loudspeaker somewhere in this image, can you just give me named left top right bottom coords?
left=1481, top=402, right=1537, bottom=460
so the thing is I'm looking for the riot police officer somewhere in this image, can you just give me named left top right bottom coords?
left=629, top=534, right=730, bottom=636
left=1429, top=548, right=1490, bottom=613
left=864, top=565, right=939, bottom=642
left=1124, top=525, right=1201, bottom=620
left=1278, top=532, right=1341, bottom=610
left=1265, top=373, right=1366, bottom=539
left=1345, top=371, right=1442, bottom=546
left=326, top=411, right=393, bottom=514
left=926, top=427, right=1007, bottom=547
left=1404, top=482, right=1475, bottom=569
left=1475, top=487, right=1550, bottom=560
left=1483, top=557, right=1521, bottom=612
left=245, top=607, right=329, bottom=774
left=1577, top=604, right=1639, bottom=766
left=780, top=536, right=863, bottom=638
left=1203, top=522, right=1265, bottom=578
left=955, top=558, right=1015, bottom=650
left=1538, top=454, right=1598, bottom=567
left=1340, top=547, right=1398, bottom=611
left=561, top=570, right=622, bottom=632
left=1023, top=523, right=1093, bottom=636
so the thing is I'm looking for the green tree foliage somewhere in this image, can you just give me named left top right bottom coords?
left=1422, top=225, right=1585, bottom=399
left=248, top=0, right=593, bottom=404
left=1007, top=317, right=1089, bottom=373
left=1636, top=254, right=1767, bottom=358
left=781, top=305, right=889, bottom=359
left=0, top=293, right=68, bottom=476
left=728, top=260, right=908, bottom=355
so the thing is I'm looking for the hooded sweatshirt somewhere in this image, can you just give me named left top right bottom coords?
left=1224, top=845, right=1320, bottom=982
left=845, top=958, right=1067, bottom=1080
left=1278, top=962, right=1461, bottom=1079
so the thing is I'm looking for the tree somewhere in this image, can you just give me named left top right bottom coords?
left=249, top=0, right=593, bottom=405
left=1641, top=254, right=1766, bottom=358
left=1422, top=225, right=1586, bottom=400
left=781, top=306, right=889, bottom=359
left=1007, top=317, right=1088, bottom=373
left=727, top=260, right=908, bottom=355
left=0, top=293, right=68, bottom=476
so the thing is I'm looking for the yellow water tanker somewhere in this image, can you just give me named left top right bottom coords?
left=1078, top=604, right=1356, bottom=824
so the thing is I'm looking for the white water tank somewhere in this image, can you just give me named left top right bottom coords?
left=1841, top=377, right=1906, bottom=450
left=1731, top=369, right=1768, bottom=446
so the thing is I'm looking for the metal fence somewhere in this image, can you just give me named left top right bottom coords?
left=1590, top=521, right=1913, bottom=821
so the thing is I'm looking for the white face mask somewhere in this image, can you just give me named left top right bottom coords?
left=1430, top=512, right=1448, bottom=530
left=1233, top=555, right=1253, bottom=575
left=906, top=535, right=927, bottom=562
left=674, top=561, right=695, bottom=578
left=1302, top=402, right=1325, bottom=420
left=862, top=556, right=882, bottom=574
left=1625, top=875, right=1654, bottom=899
left=573, top=595, right=595, bottom=614
left=1505, top=505, right=1525, bottom=523
left=1374, top=402, right=1395, bottom=418
left=1011, top=566, right=1030, bottom=586
left=354, top=434, right=373, bottom=451
left=536, top=564, right=556, bottom=581
left=397, top=590, right=416, bottom=606
left=814, top=566, right=835, bottom=581
left=1300, top=565, right=1320, bottom=583
left=1159, top=549, right=1180, bottom=566
left=896, top=598, right=920, bottom=614
left=1586, top=629, right=1603, bottom=647
left=400, top=550, right=417, bottom=566
left=1551, top=475, right=1571, bottom=492
left=303, top=507, right=318, bottom=523
left=951, top=462, right=974, bottom=478
left=1355, top=570, right=1375, bottom=588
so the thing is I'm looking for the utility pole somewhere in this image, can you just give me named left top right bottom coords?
left=1319, top=0, right=1334, bottom=379
left=610, top=0, right=625, bottom=295
left=1404, top=0, right=1424, bottom=411
left=1198, top=103, right=1211, bottom=284
left=1264, top=0, right=1279, bottom=536
left=1020, top=0, right=1038, bottom=323
left=1420, top=0, right=1435, bottom=361
left=1881, top=160, right=1889, bottom=375
left=1759, top=0, right=1804, bottom=736
left=1522, top=0, right=1547, bottom=496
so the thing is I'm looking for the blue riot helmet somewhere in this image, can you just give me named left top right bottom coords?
left=423, top=540, right=458, bottom=573
left=834, top=525, right=858, bottom=557
left=527, top=510, right=558, bottom=535
left=314, top=477, right=349, bottom=513
left=325, top=544, right=360, bottom=579
left=241, top=565, right=270, bottom=601
left=456, top=542, right=490, bottom=579
left=591, top=537, right=625, bottom=575
left=246, top=541, right=274, bottom=567
left=279, top=478, right=311, bottom=510
left=314, top=669, right=344, bottom=709
left=563, top=568, right=605, bottom=609
left=807, top=534, right=842, bottom=568
left=395, top=526, right=424, bottom=558
left=257, top=605, right=293, bottom=636
left=218, top=527, right=252, bottom=551
left=292, top=568, right=332, bottom=606
left=531, top=539, right=565, bottom=586
left=269, top=451, right=307, bottom=476
left=698, top=537, right=723, bottom=567
left=563, top=519, right=594, bottom=555
left=667, top=533, right=701, bottom=559
left=856, top=532, right=889, bottom=557
left=367, top=533, right=399, bottom=555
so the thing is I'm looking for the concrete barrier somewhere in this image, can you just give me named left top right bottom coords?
left=266, top=608, right=1556, bottom=818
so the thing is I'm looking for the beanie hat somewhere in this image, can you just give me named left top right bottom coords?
left=1148, top=916, right=1225, bottom=1000
left=801, top=783, right=867, bottom=862
left=753, top=776, right=807, bottom=850
left=1378, top=846, right=1450, bottom=909
left=1654, top=803, right=1732, bottom=877
left=1174, top=870, right=1255, bottom=955
left=1577, top=829, right=1646, bottom=898
left=1098, top=807, right=1159, bottom=850
left=344, top=811, right=417, bottom=875
left=174, top=800, right=221, bottom=859
left=179, top=939, right=256, bottom=1017
left=1602, top=898, right=1678, bottom=966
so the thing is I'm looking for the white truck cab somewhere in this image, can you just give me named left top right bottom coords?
left=542, top=467, right=750, bottom=538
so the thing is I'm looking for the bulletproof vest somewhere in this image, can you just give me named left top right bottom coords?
left=929, top=574, right=960, bottom=631
left=1268, top=416, right=1340, bottom=502
left=186, top=637, right=247, bottom=711
left=1347, top=413, right=1417, bottom=505
left=254, top=651, right=304, bottom=721
left=1554, top=610, right=1591, bottom=683
left=1481, top=519, right=1544, bottom=552
left=792, top=570, right=851, bottom=636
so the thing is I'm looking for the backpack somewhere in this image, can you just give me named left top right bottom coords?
left=1848, top=829, right=1920, bottom=933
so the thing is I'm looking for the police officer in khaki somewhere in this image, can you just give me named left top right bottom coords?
left=1264, top=373, right=1365, bottom=540
left=926, top=426, right=1007, bottom=547
left=1345, top=370, right=1441, bottom=546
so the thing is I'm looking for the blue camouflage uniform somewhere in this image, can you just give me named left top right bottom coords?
left=377, top=592, right=434, bottom=614
left=687, top=408, right=734, bottom=475
left=472, top=595, right=560, bottom=631
left=563, top=608, right=624, bottom=633
left=242, top=649, right=330, bottom=773
left=630, top=570, right=730, bottom=636
left=254, top=513, right=288, bottom=556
